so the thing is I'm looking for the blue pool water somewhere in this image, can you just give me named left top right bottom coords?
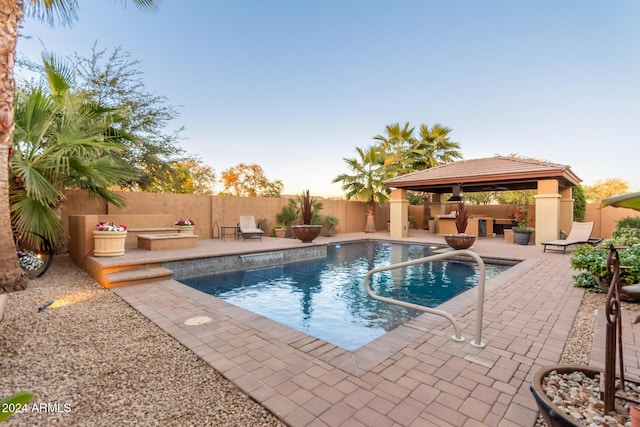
left=180, top=241, right=510, bottom=350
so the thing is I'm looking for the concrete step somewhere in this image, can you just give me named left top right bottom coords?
left=103, top=266, right=173, bottom=288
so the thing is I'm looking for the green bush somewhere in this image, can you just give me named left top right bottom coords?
left=572, top=272, right=604, bottom=293
left=321, top=215, right=338, bottom=237
left=611, top=227, right=640, bottom=246
left=573, top=185, right=586, bottom=222
left=609, top=217, right=640, bottom=246
left=616, top=217, right=640, bottom=229
left=570, top=244, right=640, bottom=285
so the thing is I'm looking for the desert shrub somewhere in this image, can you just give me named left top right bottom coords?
left=321, top=215, right=338, bottom=237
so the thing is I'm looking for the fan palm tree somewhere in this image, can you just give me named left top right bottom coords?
left=0, top=0, right=157, bottom=289
left=410, top=123, right=462, bottom=227
left=333, top=146, right=389, bottom=232
left=373, top=122, right=416, bottom=175
left=11, top=54, right=138, bottom=246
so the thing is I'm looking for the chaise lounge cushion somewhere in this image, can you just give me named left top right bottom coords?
left=542, top=221, right=595, bottom=253
left=239, top=216, right=264, bottom=240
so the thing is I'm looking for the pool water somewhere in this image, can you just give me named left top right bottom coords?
left=180, top=241, right=510, bottom=350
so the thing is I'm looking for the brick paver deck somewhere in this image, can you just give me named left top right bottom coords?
left=101, top=231, right=638, bottom=426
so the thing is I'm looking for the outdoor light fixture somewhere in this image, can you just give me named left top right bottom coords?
left=37, top=300, right=54, bottom=312
left=446, top=184, right=464, bottom=203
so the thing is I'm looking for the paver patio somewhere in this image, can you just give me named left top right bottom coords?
left=101, top=231, right=639, bottom=426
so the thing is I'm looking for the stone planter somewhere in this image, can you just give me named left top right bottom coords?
left=514, top=230, right=532, bottom=245
left=530, top=365, right=601, bottom=427
left=292, top=225, right=322, bottom=243
left=176, top=225, right=195, bottom=235
left=427, top=219, right=436, bottom=234
left=93, top=231, right=127, bottom=257
left=274, top=228, right=286, bottom=238
left=443, top=234, right=476, bottom=250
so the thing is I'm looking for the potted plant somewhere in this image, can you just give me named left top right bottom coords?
left=175, top=218, right=196, bottom=234
left=272, top=226, right=286, bottom=238
left=93, top=222, right=127, bottom=257
left=443, top=202, right=476, bottom=250
left=512, top=205, right=533, bottom=245
left=427, top=216, right=436, bottom=234
left=291, top=190, right=323, bottom=243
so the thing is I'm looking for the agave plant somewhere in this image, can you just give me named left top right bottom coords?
left=454, top=201, right=469, bottom=234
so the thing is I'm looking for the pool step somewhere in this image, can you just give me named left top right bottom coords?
left=103, top=266, right=173, bottom=288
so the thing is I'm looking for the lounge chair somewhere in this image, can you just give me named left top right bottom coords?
left=542, top=221, right=596, bottom=253
left=239, top=216, right=264, bottom=240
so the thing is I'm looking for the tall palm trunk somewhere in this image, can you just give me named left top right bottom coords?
left=365, top=199, right=376, bottom=233
left=0, top=0, right=28, bottom=290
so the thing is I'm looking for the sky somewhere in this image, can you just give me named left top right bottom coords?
left=16, top=1, right=640, bottom=197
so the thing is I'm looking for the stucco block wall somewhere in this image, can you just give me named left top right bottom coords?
left=585, top=203, right=640, bottom=239
left=61, top=190, right=369, bottom=246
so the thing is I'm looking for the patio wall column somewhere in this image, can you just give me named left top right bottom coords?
left=390, top=189, right=409, bottom=238
left=559, top=187, right=574, bottom=237
left=534, top=179, right=561, bottom=246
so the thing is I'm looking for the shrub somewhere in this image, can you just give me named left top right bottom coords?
left=572, top=272, right=603, bottom=293
left=570, top=244, right=640, bottom=285
left=321, top=215, right=338, bottom=237
left=616, top=217, right=640, bottom=229
left=573, top=185, right=586, bottom=221
left=610, top=217, right=640, bottom=246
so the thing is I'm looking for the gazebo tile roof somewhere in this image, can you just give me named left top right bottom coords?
left=384, top=156, right=581, bottom=193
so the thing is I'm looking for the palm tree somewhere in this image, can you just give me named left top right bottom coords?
left=11, top=54, right=138, bottom=246
left=411, top=124, right=462, bottom=228
left=373, top=122, right=416, bottom=175
left=0, top=0, right=157, bottom=289
left=333, top=146, right=389, bottom=233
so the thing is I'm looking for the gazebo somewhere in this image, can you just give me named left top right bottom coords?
left=383, top=156, right=582, bottom=246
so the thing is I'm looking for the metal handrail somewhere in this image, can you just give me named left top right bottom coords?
left=364, top=249, right=486, bottom=348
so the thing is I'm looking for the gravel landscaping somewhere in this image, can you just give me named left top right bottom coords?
left=0, top=255, right=285, bottom=426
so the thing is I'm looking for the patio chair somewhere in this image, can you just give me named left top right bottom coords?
left=239, top=216, right=264, bottom=240
left=542, top=221, right=596, bottom=253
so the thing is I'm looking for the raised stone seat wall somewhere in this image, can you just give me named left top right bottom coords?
left=137, top=234, right=198, bottom=251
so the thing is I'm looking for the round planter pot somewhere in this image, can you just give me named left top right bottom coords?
left=93, top=231, right=127, bottom=257
left=292, top=225, right=322, bottom=243
left=514, top=231, right=532, bottom=245
left=530, top=365, right=601, bottom=427
left=443, top=234, right=476, bottom=250
left=176, top=225, right=195, bottom=235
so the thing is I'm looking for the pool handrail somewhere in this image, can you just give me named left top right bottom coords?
left=363, top=249, right=486, bottom=348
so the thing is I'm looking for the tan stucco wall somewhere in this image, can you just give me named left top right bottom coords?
left=585, top=203, right=640, bottom=239
left=61, top=190, right=368, bottom=247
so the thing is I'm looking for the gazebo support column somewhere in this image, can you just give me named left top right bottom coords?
left=390, top=189, right=409, bottom=239
left=559, top=187, right=574, bottom=237
left=534, top=179, right=561, bottom=246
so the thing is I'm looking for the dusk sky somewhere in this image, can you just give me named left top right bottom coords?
left=17, top=1, right=640, bottom=197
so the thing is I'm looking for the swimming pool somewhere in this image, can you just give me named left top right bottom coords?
left=180, top=241, right=510, bottom=350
